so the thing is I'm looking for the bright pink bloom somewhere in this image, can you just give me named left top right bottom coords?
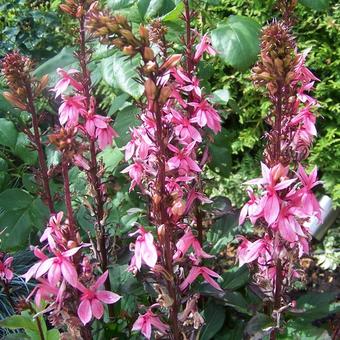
left=34, top=247, right=81, bottom=287
left=31, top=278, right=63, bottom=307
left=22, top=247, right=49, bottom=282
left=121, top=162, right=144, bottom=191
left=170, top=109, right=202, bottom=143
left=239, top=188, right=263, bottom=225
left=40, top=212, right=64, bottom=247
left=290, top=105, right=317, bottom=136
left=194, top=34, right=216, bottom=62
left=77, top=271, right=121, bottom=325
left=132, top=309, right=169, bottom=339
left=180, top=265, right=222, bottom=291
left=173, top=229, right=213, bottom=260
left=168, top=142, right=201, bottom=174
left=237, top=236, right=267, bottom=267
left=297, top=165, right=321, bottom=219
left=59, top=95, right=86, bottom=126
left=84, top=114, right=108, bottom=137
left=52, top=68, right=83, bottom=98
left=95, top=119, right=118, bottom=150
left=130, top=227, right=158, bottom=270
left=190, top=99, right=221, bottom=133
left=0, top=256, right=13, bottom=281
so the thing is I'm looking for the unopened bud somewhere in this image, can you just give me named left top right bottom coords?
left=157, top=224, right=165, bottom=243
left=2, top=91, right=26, bottom=110
left=122, top=45, right=137, bottom=56
left=153, top=193, right=161, bottom=205
left=35, top=74, right=49, bottom=96
left=119, top=29, right=137, bottom=45
left=160, top=54, right=181, bottom=71
left=143, top=47, right=154, bottom=61
left=59, top=4, right=74, bottom=16
left=144, top=78, right=157, bottom=101
left=139, top=25, right=149, bottom=42
left=159, top=86, right=171, bottom=104
left=171, top=199, right=186, bottom=217
left=67, top=240, right=78, bottom=249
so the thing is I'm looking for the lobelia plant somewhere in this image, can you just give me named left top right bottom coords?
left=86, top=0, right=222, bottom=338
left=237, top=0, right=322, bottom=338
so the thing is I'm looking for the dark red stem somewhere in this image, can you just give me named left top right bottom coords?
left=77, top=3, right=114, bottom=318
left=25, top=83, right=54, bottom=214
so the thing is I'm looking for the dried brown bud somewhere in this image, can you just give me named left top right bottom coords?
left=35, top=74, right=49, bottom=96
left=159, top=86, right=171, bottom=105
left=122, top=45, right=137, bottom=56
left=171, top=199, right=186, bottom=217
left=144, top=78, right=157, bottom=101
left=2, top=91, right=27, bottom=110
left=143, top=47, right=154, bottom=61
left=159, top=54, right=181, bottom=71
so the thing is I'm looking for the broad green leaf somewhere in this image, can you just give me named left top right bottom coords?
left=244, top=313, right=273, bottom=338
left=0, top=190, right=48, bottom=250
left=211, top=15, right=261, bottom=70
left=108, top=93, right=130, bottom=115
left=278, top=320, right=331, bottom=340
left=0, top=118, right=18, bottom=150
left=47, top=329, right=60, bottom=340
left=299, top=0, right=330, bottom=10
left=33, top=47, right=76, bottom=85
left=210, top=89, right=230, bottom=105
left=201, top=302, right=225, bottom=340
left=162, top=1, right=184, bottom=21
left=113, top=105, right=140, bottom=148
left=107, top=0, right=137, bottom=10
left=0, top=314, right=38, bottom=332
left=138, top=0, right=175, bottom=19
left=221, top=265, right=249, bottom=290
left=101, top=51, right=143, bottom=98
left=14, top=132, right=37, bottom=164
left=208, top=128, right=232, bottom=176
left=99, top=147, right=124, bottom=172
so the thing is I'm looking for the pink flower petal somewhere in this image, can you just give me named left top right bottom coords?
left=78, top=299, right=92, bottom=325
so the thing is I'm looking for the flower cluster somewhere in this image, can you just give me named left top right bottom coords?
left=52, top=67, right=117, bottom=151
left=238, top=9, right=321, bottom=329
left=23, top=212, right=120, bottom=328
left=0, top=253, right=14, bottom=283
left=87, top=3, right=222, bottom=337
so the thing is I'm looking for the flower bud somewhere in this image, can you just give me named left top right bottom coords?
left=160, top=54, right=181, bottom=71
left=2, top=91, right=26, bottom=110
left=139, top=25, right=149, bottom=42
left=143, top=47, right=154, bottom=61
left=171, top=199, right=186, bottom=217
left=159, top=86, right=171, bottom=105
left=122, top=45, right=137, bottom=56
left=144, top=78, right=157, bottom=101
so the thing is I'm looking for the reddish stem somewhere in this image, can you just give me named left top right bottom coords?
left=77, top=4, right=114, bottom=319
left=25, top=83, right=54, bottom=214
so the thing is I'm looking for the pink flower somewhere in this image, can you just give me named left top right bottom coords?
left=22, top=247, right=49, bottom=282
left=31, top=278, right=63, bottom=307
left=52, top=68, right=83, bottom=98
left=130, top=227, right=158, bottom=270
left=95, top=119, right=118, bottom=150
left=180, top=266, right=222, bottom=291
left=132, top=309, right=169, bottom=339
left=77, top=271, right=121, bottom=325
left=237, top=236, right=267, bottom=267
left=189, top=99, right=221, bottom=133
left=170, top=109, right=202, bottom=143
left=40, top=212, right=64, bottom=247
left=59, top=95, right=86, bottom=126
left=0, top=256, right=14, bottom=282
left=121, top=162, right=144, bottom=191
left=239, top=188, right=263, bottom=225
left=194, top=34, right=216, bottom=62
left=34, top=247, right=82, bottom=287
left=290, top=105, right=317, bottom=136
left=84, top=114, right=108, bottom=137
left=296, top=165, right=321, bottom=219
left=168, top=142, right=201, bottom=174
left=173, top=229, right=213, bottom=260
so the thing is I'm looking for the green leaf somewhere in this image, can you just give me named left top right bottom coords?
left=221, top=265, right=249, bottom=290
left=162, top=1, right=184, bottom=21
left=107, top=0, right=137, bottom=10
left=113, top=105, right=140, bottom=148
left=0, top=118, right=18, bottom=150
left=208, top=128, right=232, bottom=176
left=0, top=314, right=38, bottom=332
left=0, top=189, right=48, bottom=250
left=101, top=51, right=143, bottom=98
left=14, top=132, right=37, bottom=164
left=99, top=147, right=124, bottom=172
left=33, top=47, right=76, bottom=84
left=46, top=329, right=60, bottom=340
left=245, top=313, right=273, bottom=338
left=299, top=0, right=330, bottom=11
left=108, top=93, right=130, bottom=115
left=201, top=302, right=226, bottom=340
left=210, top=89, right=230, bottom=105
left=289, top=291, right=338, bottom=321
left=138, top=0, right=175, bottom=19
left=211, top=15, right=261, bottom=70
left=278, top=320, right=331, bottom=340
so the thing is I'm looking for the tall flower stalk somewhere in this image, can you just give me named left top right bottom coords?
left=87, top=1, right=221, bottom=338
left=238, top=1, right=321, bottom=338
